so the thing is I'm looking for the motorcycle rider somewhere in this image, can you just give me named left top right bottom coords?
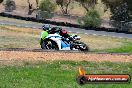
left=39, top=24, right=50, bottom=45
left=40, top=24, right=81, bottom=49
left=40, top=24, right=71, bottom=43
left=40, top=24, right=71, bottom=49
left=49, top=27, right=71, bottom=38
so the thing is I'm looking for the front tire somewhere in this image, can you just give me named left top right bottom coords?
left=72, top=41, right=89, bottom=51
left=79, top=42, right=89, bottom=51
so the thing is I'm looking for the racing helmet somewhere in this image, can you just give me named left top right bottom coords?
left=42, top=24, right=51, bottom=31
left=49, top=27, right=57, bottom=34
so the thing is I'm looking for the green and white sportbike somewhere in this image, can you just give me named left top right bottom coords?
left=40, top=32, right=89, bottom=51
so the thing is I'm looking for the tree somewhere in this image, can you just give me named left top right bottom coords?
left=39, top=0, right=56, bottom=12
left=75, top=0, right=97, bottom=12
left=111, top=3, right=130, bottom=21
left=56, top=0, right=72, bottom=14
left=4, top=0, right=16, bottom=12
left=102, top=0, right=131, bottom=21
left=27, top=0, right=33, bottom=15
left=101, top=0, right=123, bottom=12
left=27, top=0, right=40, bottom=15
left=124, top=0, right=132, bottom=14
left=0, top=0, right=3, bottom=3
left=78, top=9, right=101, bottom=27
left=102, top=0, right=132, bottom=13
left=38, top=0, right=56, bottom=19
left=36, top=0, right=39, bottom=10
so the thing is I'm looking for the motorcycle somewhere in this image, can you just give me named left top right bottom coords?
left=40, top=33, right=89, bottom=51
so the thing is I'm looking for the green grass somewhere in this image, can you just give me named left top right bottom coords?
left=0, top=60, right=132, bottom=88
left=100, top=42, right=132, bottom=53
left=93, top=42, right=132, bottom=53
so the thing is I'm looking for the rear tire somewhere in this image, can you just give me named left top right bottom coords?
left=50, top=40, right=59, bottom=50
left=41, top=40, right=59, bottom=50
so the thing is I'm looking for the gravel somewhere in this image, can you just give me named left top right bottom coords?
left=0, top=51, right=132, bottom=63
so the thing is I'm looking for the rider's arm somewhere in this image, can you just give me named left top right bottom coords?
left=41, top=31, right=49, bottom=40
left=39, top=31, right=49, bottom=44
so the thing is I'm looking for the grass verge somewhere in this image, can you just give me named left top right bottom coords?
left=0, top=60, right=132, bottom=88
left=97, top=42, right=132, bottom=53
left=0, top=25, right=41, bottom=49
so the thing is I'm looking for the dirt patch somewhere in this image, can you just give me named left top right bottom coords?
left=0, top=51, right=132, bottom=63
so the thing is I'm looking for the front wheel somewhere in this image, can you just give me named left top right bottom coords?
left=79, top=42, right=89, bottom=51
left=71, top=41, right=89, bottom=51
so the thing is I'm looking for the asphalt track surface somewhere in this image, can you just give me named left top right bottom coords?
left=0, top=20, right=132, bottom=39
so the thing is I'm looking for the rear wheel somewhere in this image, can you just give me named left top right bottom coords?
left=48, top=40, right=59, bottom=50
left=41, top=40, right=59, bottom=50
